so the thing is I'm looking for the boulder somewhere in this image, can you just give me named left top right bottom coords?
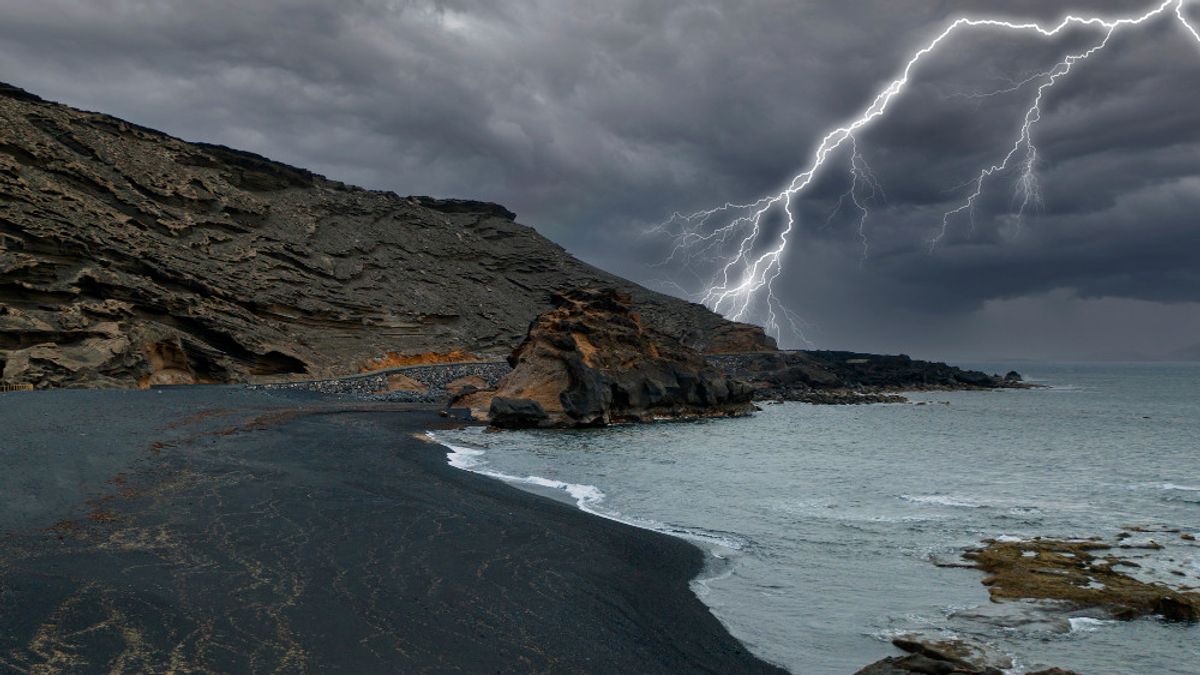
left=488, top=397, right=550, bottom=428
left=486, top=288, right=755, bottom=428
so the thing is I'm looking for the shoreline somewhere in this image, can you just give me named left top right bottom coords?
left=432, top=428, right=752, bottom=553
left=429, top=428, right=754, bottom=627
left=0, top=388, right=785, bottom=673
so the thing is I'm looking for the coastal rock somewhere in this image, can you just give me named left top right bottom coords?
left=963, top=537, right=1200, bottom=621
left=488, top=396, right=551, bottom=428
left=485, top=288, right=755, bottom=428
left=702, top=321, right=778, bottom=354
left=709, top=350, right=1023, bottom=402
left=0, top=82, right=773, bottom=389
left=854, top=637, right=1006, bottom=675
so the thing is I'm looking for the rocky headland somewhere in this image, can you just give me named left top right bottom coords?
left=0, top=82, right=771, bottom=390
left=710, top=350, right=1026, bottom=404
left=474, top=288, right=755, bottom=428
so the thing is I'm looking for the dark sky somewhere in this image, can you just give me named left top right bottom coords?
left=3, top=0, right=1199, bottom=360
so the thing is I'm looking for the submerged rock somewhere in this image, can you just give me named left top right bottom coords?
left=485, top=288, right=755, bottom=428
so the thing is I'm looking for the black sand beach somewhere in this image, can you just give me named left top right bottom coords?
left=0, top=388, right=784, bottom=673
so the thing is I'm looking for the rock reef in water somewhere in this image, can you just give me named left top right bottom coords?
left=0, top=82, right=773, bottom=389
left=854, top=636, right=1077, bottom=675
left=483, top=288, right=755, bottom=428
left=964, top=537, right=1200, bottom=622
left=854, top=637, right=1007, bottom=675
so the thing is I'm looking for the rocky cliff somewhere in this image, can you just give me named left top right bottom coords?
left=482, top=288, right=755, bottom=428
left=0, top=82, right=774, bottom=388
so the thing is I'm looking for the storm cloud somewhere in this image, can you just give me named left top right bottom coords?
left=2, top=0, right=1198, bottom=359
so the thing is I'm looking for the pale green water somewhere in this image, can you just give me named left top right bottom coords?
left=434, top=363, right=1200, bottom=674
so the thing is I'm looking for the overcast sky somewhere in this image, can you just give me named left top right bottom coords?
left=3, top=0, right=1199, bottom=360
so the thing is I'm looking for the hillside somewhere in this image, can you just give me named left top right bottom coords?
left=0, top=82, right=773, bottom=388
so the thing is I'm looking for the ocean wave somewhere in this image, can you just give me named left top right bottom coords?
left=445, top=443, right=487, bottom=470
left=1161, top=483, right=1200, bottom=492
left=900, top=494, right=984, bottom=508
left=428, top=431, right=747, bottom=553
left=1040, top=384, right=1092, bottom=393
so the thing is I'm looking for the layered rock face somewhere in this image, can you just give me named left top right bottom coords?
left=485, top=288, right=755, bottom=428
left=0, top=83, right=774, bottom=388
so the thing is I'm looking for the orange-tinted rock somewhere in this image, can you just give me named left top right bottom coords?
left=360, top=350, right=480, bottom=373
left=487, top=288, right=754, bottom=428
left=963, top=537, right=1200, bottom=621
left=376, top=372, right=429, bottom=393
left=444, top=374, right=488, bottom=395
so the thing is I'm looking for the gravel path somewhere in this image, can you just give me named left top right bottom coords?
left=251, top=361, right=512, bottom=403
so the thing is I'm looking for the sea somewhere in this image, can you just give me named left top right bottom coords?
left=431, top=363, right=1200, bottom=674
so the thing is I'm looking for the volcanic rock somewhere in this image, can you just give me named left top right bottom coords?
left=485, top=288, right=755, bottom=428
left=0, top=82, right=773, bottom=389
left=854, top=637, right=1007, bottom=675
left=709, top=350, right=1025, bottom=402
left=963, top=537, right=1200, bottom=621
left=488, top=396, right=551, bottom=428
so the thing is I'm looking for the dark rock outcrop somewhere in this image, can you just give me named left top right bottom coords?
left=853, top=636, right=1085, bottom=675
left=484, top=288, right=755, bottom=428
left=0, top=82, right=773, bottom=389
left=488, top=396, right=550, bottom=428
left=854, top=637, right=1007, bottom=675
left=710, top=350, right=1026, bottom=402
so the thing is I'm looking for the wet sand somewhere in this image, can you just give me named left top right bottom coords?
left=0, top=388, right=783, bottom=673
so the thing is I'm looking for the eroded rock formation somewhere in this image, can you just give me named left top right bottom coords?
left=0, top=82, right=773, bottom=388
left=483, top=288, right=755, bottom=428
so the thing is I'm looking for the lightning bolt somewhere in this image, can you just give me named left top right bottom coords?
left=655, top=0, right=1200, bottom=347
left=827, top=136, right=885, bottom=262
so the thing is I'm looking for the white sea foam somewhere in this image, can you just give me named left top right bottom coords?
left=1042, top=384, right=1090, bottom=392
left=900, top=494, right=983, bottom=508
left=1068, top=617, right=1114, bottom=633
left=445, top=443, right=486, bottom=470
left=427, top=431, right=746, bottom=554
left=1161, top=483, right=1200, bottom=492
